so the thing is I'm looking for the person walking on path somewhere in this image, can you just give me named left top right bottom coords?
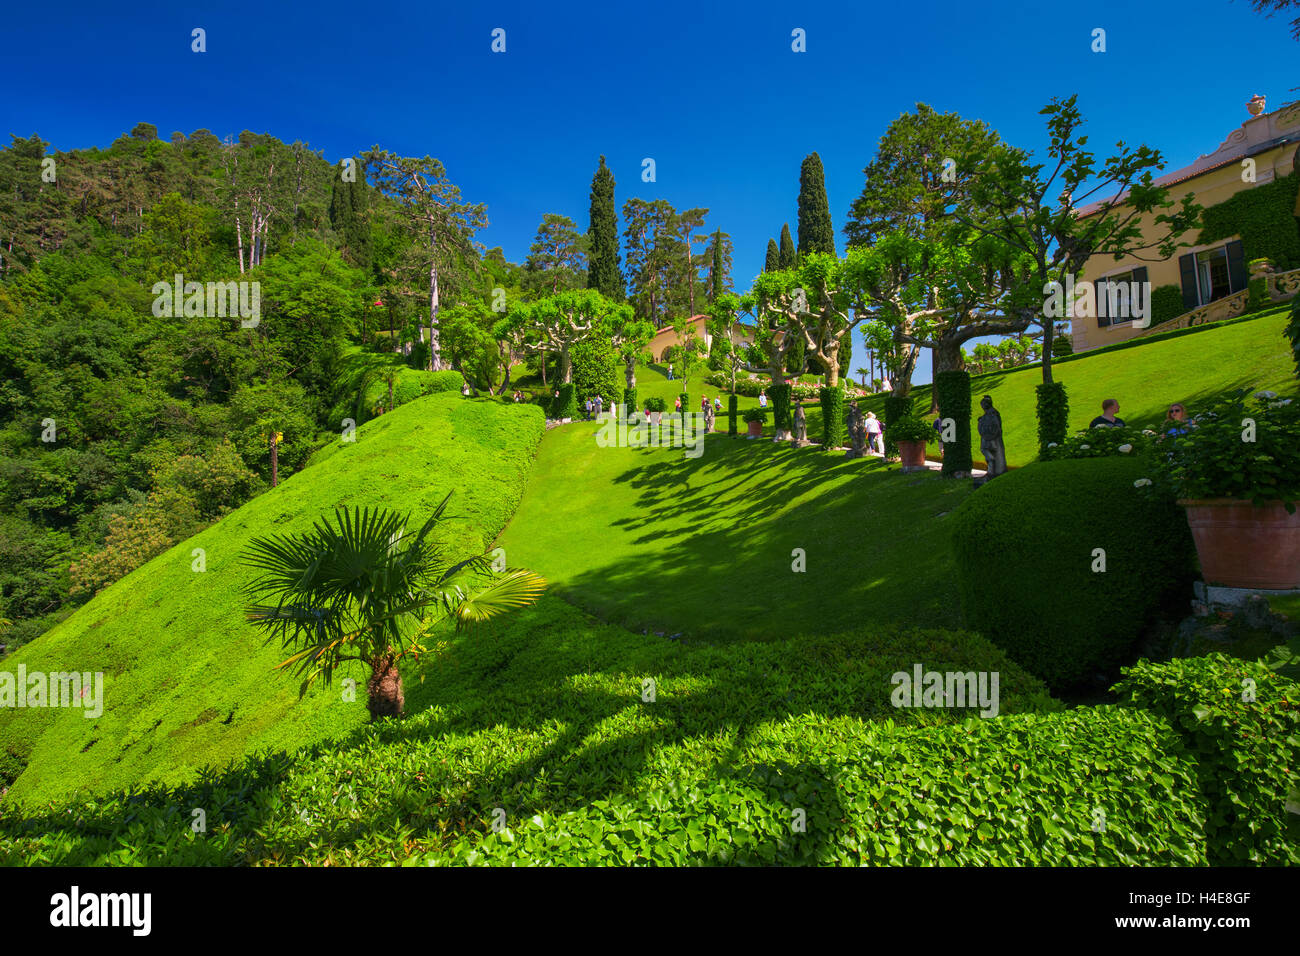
left=758, top=390, right=768, bottom=410
left=668, top=363, right=674, bottom=381
left=865, top=411, right=883, bottom=455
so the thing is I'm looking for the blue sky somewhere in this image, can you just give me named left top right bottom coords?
left=4, top=0, right=1297, bottom=382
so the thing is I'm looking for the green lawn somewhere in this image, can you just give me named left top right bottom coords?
left=0, top=393, right=544, bottom=805
left=497, top=421, right=971, bottom=642
left=861, top=306, right=1298, bottom=466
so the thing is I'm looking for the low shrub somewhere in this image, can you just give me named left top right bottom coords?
left=887, top=414, right=936, bottom=445
left=1113, top=655, right=1300, bottom=865
left=882, top=395, right=912, bottom=457
left=742, top=406, right=768, bottom=424
left=950, top=456, right=1197, bottom=691
left=645, top=397, right=667, bottom=414
left=1040, top=424, right=1153, bottom=461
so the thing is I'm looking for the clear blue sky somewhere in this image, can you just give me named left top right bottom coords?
left=4, top=0, right=1296, bottom=382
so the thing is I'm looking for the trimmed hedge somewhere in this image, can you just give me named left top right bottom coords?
left=1035, top=381, right=1068, bottom=455
left=769, top=383, right=792, bottom=433
left=950, top=456, right=1197, bottom=691
left=552, top=383, right=577, bottom=420
left=935, top=370, right=973, bottom=476
left=882, top=395, right=912, bottom=458
left=623, top=386, right=637, bottom=418
left=1287, top=294, right=1300, bottom=380
left=820, top=385, right=846, bottom=448
left=1114, top=655, right=1300, bottom=865
left=727, top=394, right=738, bottom=436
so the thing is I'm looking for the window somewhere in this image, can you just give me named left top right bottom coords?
left=1096, top=266, right=1148, bottom=328
left=1178, top=239, right=1246, bottom=309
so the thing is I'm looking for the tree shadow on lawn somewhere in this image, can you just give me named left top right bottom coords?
left=567, top=434, right=969, bottom=641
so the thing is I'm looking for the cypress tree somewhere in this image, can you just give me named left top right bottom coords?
left=764, top=238, right=779, bottom=272
left=587, top=155, right=623, bottom=300
left=778, top=224, right=795, bottom=269
left=329, top=158, right=371, bottom=272
left=797, top=152, right=835, bottom=256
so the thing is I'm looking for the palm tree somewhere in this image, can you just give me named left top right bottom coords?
left=241, top=496, right=545, bottom=720
left=855, top=367, right=870, bottom=388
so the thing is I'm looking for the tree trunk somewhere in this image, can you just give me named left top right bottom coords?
left=366, top=654, right=404, bottom=720
left=269, top=433, right=279, bottom=487
left=428, top=256, right=441, bottom=372
left=560, top=345, right=573, bottom=384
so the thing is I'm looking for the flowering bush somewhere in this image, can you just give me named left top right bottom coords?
left=1144, top=389, right=1300, bottom=507
left=1041, top=425, right=1152, bottom=461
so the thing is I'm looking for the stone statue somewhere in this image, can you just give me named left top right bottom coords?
left=976, top=395, right=1007, bottom=481
left=845, top=402, right=868, bottom=458
left=792, top=403, right=808, bottom=446
left=703, top=403, right=715, bottom=433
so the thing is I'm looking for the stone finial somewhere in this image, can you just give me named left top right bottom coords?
left=1247, top=93, right=1267, bottom=117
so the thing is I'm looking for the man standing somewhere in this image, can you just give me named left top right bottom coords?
left=1089, top=399, right=1126, bottom=428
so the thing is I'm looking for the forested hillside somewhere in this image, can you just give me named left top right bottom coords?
left=0, top=125, right=514, bottom=654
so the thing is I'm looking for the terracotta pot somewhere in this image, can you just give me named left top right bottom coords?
left=897, top=439, right=927, bottom=468
left=746, top=420, right=763, bottom=438
left=1179, top=498, right=1300, bottom=589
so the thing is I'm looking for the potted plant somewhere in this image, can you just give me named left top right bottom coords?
left=888, top=414, right=936, bottom=468
left=742, top=406, right=768, bottom=439
left=1146, top=389, right=1300, bottom=589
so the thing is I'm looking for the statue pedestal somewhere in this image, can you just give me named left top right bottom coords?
left=774, top=429, right=793, bottom=442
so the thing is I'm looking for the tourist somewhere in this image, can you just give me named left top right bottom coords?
left=674, top=396, right=682, bottom=413
left=700, top=395, right=710, bottom=415
left=865, top=411, right=883, bottom=455
left=461, top=381, right=471, bottom=397
left=714, top=396, right=722, bottom=413
left=758, top=390, right=768, bottom=409
left=1089, top=398, right=1126, bottom=428
left=668, top=363, right=674, bottom=380
left=1163, top=402, right=1193, bottom=438
left=584, top=397, right=593, bottom=421
left=595, top=394, right=604, bottom=417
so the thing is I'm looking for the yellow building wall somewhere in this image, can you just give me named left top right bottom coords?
left=1071, top=142, right=1297, bottom=351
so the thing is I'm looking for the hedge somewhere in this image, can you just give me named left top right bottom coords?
left=1035, top=381, right=1069, bottom=455
left=935, top=371, right=973, bottom=476
left=1149, top=284, right=1184, bottom=327
left=727, top=394, right=738, bottom=436
left=950, top=456, right=1197, bottom=691
left=769, top=383, right=792, bottom=433
left=882, top=395, right=912, bottom=457
left=623, top=386, right=637, bottom=418
left=820, top=385, right=846, bottom=448
left=552, top=383, right=577, bottom=420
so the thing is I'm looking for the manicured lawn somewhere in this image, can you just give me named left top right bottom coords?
left=0, top=393, right=545, bottom=806
left=497, top=420, right=972, bottom=642
left=860, top=307, right=1298, bottom=466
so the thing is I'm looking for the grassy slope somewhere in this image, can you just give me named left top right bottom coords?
left=862, top=306, right=1297, bottom=466
left=0, top=394, right=544, bottom=806
left=497, top=423, right=971, bottom=641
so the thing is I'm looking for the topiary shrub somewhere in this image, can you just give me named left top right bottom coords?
left=935, top=370, right=972, bottom=476
left=645, top=397, right=667, bottom=414
left=1035, top=381, right=1069, bottom=457
left=769, top=383, right=792, bottom=434
left=820, top=385, right=846, bottom=448
left=1150, top=284, right=1185, bottom=327
left=882, top=394, right=912, bottom=457
left=623, top=386, right=637, bottom=418
left=728, top=394, right=739, bottom=436
left=950, top=456, right=1196, bottom=691
left=1286, top=294, right=1300, bottom=381
left=1113, top=655, right=1300, bottom=865
left=678, top=392, right=690, bottom=417
left=1050, top=335, right=1073, bottom=358
left=552, top=383, right=577, bottom=420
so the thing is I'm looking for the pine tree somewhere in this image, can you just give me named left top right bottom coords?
left=778, top=224, right=795, bottom=269
left=705, top=229, right=733, bottom=302
left=587, top=156, right=623, bottom=300
left=764, top=238, right=779, bottom=272
left=329, top=158, right=371, bottom=272
left=797, top=152, right=835, bottom=256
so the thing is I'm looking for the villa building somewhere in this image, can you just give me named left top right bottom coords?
left=646, top=314, right=760, bottom=363
left=1070, top=94, right=1300, bottom=352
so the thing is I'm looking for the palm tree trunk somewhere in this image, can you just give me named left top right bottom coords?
left=366, top=654, right=404, bottom=720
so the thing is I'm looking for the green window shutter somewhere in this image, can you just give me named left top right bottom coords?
left=1132, top=267, right=1149, bottom=322
left=1178, top=254, right=1198, bottom=308
left=1226, top=240, right=1247, bottom=293
left=1096, top=278, right=1109, bottom=327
